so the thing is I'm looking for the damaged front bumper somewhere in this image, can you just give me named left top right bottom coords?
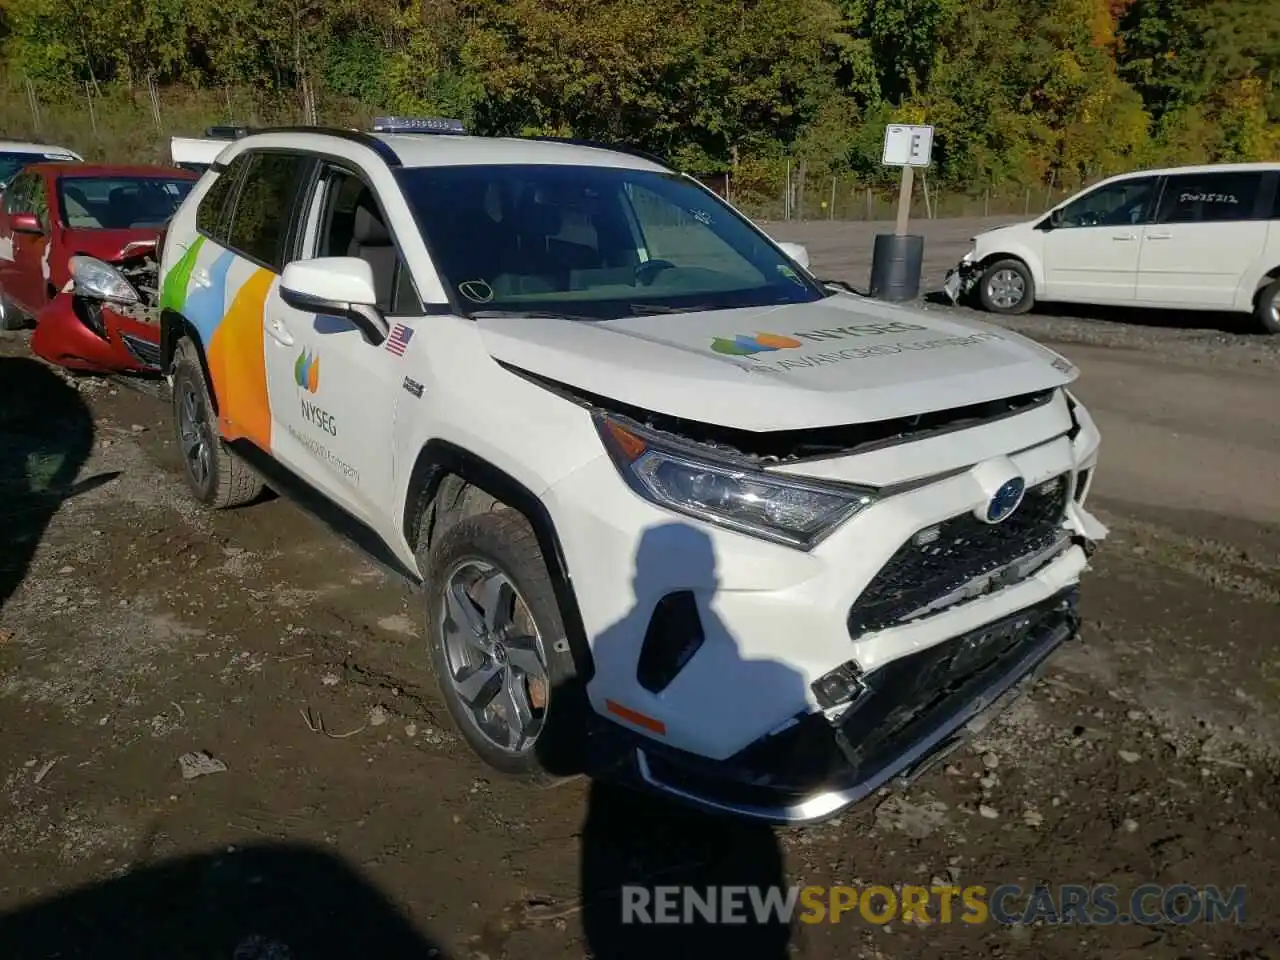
left=600, top=586, right=1082, bottom=825
left=943, top=255, right=982, bottom=305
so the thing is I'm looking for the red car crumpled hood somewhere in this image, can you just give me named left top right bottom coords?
left=61, top=228, right=161, bottom=263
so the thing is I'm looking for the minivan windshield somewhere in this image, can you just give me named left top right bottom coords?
left=396, top=164, right=828, bottom=319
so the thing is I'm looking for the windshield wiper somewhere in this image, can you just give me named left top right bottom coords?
left=628, top=303, right=721, bottom=316
left=467, top=308, right=603, bottom=323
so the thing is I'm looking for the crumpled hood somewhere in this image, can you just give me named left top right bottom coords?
left=479, top=294, right=1077, bottom=431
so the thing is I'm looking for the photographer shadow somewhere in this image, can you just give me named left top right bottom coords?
left=0, top=357, right=116, bottom=612
left=0, top=841, right=450, bottom=959
left=570, top=522, right=805, bottom=959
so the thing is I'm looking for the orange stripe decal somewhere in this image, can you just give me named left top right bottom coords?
left=606, top=699, right=666, bottom=735
left=208, top=268, right=275, bottom=450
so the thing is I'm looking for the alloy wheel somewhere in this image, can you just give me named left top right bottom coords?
left=986, top=268, right=1026, bottom=310
left=439, top=559, right=550, bottom=754
left=178, top=383, right=212, bottom=489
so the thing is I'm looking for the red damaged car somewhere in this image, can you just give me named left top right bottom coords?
left=0, top=162, right=198, bottom=373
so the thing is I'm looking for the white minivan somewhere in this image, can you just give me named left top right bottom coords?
left=945, top=162, right=1280, bottom=333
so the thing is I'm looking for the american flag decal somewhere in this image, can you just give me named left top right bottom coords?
left=386, top=322, right=415, bottom=357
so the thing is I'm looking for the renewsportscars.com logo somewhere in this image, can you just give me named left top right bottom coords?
left=294, top=349, right=320, bottom=393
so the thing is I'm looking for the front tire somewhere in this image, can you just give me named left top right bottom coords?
left=979, top=258, right=1035, bottom=315
left=0, top=293, right=27, bottom=331
left=170, top=337, right=264, bottom=508
left=420, top=509, right=580, bottom=779
left=1254, top=278, right=1280, bottom=334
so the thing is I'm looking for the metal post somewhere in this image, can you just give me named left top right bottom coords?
left=895, top=165, right=914, bottom=236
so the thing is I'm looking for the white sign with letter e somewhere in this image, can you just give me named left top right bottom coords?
left=882, top=124, right=934, bottom=167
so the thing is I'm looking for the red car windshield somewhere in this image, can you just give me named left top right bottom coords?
left=57, top=176, right=193, bottom=230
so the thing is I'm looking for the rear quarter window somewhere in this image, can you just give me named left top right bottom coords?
left=195, top=155, right=248, bottom=244
left=1156, top=172, right=1265, bottom=224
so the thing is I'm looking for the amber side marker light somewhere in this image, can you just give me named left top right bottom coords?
left=601, top=417, right=648, bottom=462
left=605, top=699, right=667, bottom=736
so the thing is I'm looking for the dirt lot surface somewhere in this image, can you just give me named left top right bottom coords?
left=2, top=215, right=1279, bottom=959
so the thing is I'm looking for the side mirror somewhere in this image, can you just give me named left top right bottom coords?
left=11, top=212, right=43, bottom=234
left=280, top=257, right=389, bottom=345
left=777, top=241, right=810, bottom=270
left=69, top=255, right=140, bottom=305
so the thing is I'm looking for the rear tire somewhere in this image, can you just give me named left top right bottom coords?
left=170, top=337, right=264, bottom=508
left=419, top=508, right=581, bottom=780
left=1254, top=278, right=1280, bottom=334
left=979, top=258, right=1035, bottom=315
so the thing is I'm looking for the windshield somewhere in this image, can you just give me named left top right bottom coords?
left=57, top=176, right=193, bottom=229
left=395, top=164, right=828, bottom=319
left=0, top=152, right=74, bottom=188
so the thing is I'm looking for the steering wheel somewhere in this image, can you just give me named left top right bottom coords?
left=635, top=259, right=677, bottom=286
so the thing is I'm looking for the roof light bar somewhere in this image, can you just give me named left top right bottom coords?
left=371, top=116, right=466, bottom=135
left=205, top=125, right=250, bottom=140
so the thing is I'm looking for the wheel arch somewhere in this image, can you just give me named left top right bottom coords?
left=161, top=308, right=219, bottom=414
left=403, top=439, right=595, bottom=684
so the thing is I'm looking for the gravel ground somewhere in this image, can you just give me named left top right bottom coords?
left=1, top=217, right=1278, bottom=959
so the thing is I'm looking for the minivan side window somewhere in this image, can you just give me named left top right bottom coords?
left=1155, top=172, right=1264, bottom=224
left=1055, top=177, right=1158, bottom=228
left=195, top=155, right=248, bottom=243
left=224, top=152, right=312, bottom=272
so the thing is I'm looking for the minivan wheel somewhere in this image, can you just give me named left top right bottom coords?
left=420, top=509, right=579, bottom=779
left=171, top=337, right=264, bottom=508
left=1254, top=278, right=1280, bottom=334
left=979, top=259, right=1035, bottom=315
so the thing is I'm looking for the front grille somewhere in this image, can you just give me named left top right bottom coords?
left=120, top=333, right=161, bottom=369
left=849, top=474, right=1070, bottom=636
left=637, top=588, right=1080, bottom=808
left=833, top=589, right=1078, bottom=779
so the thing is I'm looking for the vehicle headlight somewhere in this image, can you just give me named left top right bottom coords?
left=69, top=255, right=139, bottom=304
left=594, top=413, right=875, bottom=550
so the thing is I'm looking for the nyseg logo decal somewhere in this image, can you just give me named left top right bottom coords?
left=710, top=332, right=803, bottom=356
left=294, top=349, right=320, bottom=393
left=295, top=349, right=336, bottom=436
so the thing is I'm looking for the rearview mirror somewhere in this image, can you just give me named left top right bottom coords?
left=777, top=241, right=810, bottom=270
left=11, top=212, right=42, bottom=235
left=280, top=257, right=389, bottom=346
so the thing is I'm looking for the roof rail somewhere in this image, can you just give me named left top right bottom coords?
left=517, top=136, right=671, bottom=170
left=224, top=124, right=405, bottom=167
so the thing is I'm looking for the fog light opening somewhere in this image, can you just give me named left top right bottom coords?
left=812, top=661, right=867, bottom=711
left=636, top=590, right=705, bottom=694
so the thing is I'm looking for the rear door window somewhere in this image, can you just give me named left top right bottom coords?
left=196, top=154, right=248, bottom=244
left=224, top=152, right=313, bottom=272
left=1155, top=172, right=1265, bottom=224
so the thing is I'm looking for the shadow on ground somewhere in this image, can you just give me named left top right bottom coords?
left=550, top=523, right=799, bottom=958
left=0, top=842, right=451, bottom=959
left=0, top=357, right=113, bottom=611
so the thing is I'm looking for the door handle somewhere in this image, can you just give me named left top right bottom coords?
left=1112, top=233, right=1136, bottom=241
left=1146, top=232, right=1172, bottom=240
left=190, top=267, right=211, bottom=288
left=267, top=316, right=294, bottom=346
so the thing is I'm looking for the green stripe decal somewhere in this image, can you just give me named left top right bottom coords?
left=159, top=234, right=207, bottom=315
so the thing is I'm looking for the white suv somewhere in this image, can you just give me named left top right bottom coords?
left=945, top=162, right=1280, bottom=333
left=155, top=119, right=1106, bottom=824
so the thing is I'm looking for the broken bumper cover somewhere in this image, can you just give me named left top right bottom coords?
left=607, top=586, right=1080, bottom=825
left=943, top=257, right=982, bottom=305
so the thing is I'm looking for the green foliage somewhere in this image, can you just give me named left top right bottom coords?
left=0, top=0, right=1275, bottom=191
